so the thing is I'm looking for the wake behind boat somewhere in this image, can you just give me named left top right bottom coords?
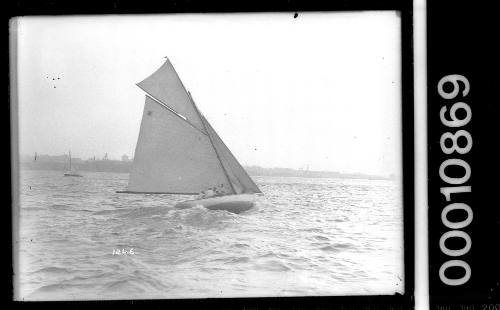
left=119, top=57, right=262, bottom=213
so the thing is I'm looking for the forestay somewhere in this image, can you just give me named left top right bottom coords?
left=202, top=116, right=261, bottom=194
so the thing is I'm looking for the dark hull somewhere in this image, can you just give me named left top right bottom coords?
left=64, top=173, right=83, bottom=177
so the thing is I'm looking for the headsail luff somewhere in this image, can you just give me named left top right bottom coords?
left=125, top=58, right=261, bottom=195
left=189, top=95, right=237, bottom=195
left=188, top=92, right=261, bottom=194
left=203, top=118, right=262, bottom=194
left=136, top=58, right=205, bottom=132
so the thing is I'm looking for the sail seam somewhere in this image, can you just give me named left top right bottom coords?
left=140, top=92, right=208, bottom=137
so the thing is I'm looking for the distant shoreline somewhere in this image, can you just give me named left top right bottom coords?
left=19, top=154, right=396, bottom=181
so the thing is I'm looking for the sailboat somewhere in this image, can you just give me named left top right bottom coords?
left=119, top=57, right=262, bottom=214
left=63, top=150, right=83, bottom=177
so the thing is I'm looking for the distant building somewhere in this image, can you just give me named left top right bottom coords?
left=121, top=154, right=130, bottom=162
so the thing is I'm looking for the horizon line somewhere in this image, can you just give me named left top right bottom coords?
left=18, top=152, right=398, bottom=178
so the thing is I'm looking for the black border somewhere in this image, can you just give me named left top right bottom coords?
left=427, top=0, right=500, bottom=307
left=6, top=1, right=414, bottom=309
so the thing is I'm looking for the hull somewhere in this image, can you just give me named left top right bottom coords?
left=64, top=172, right=83, bottom=177
left=174, top=194, right=257, bottom=214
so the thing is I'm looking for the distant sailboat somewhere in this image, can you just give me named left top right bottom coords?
left=119, top=57, right=262, bottom=213
left=64, top=150, right=83, bottom=177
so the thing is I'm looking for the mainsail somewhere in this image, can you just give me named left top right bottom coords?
left=125, top=58, right=261, bottom=195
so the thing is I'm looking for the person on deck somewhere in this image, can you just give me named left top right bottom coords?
left=214, top=184, right=226, bottom=197
left=199, top=187, right=216, bottom=199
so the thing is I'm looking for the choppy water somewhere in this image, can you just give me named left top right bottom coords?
left=15, top=170, right=403, bottom=300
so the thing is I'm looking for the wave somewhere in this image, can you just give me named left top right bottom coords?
left=120, top=206, right=172, bottom=219
left=68, top=272, right=116, bottom=282
left=31, top=266, right=73, bottom=274
left=230, top=243, right=250, bottom=249
left=31, top=271, right=167, bottom=297
left=49, top=204, right=72, bottom=210
left=103, top=279, right=144, bottom=292
left=256, top=259, right=292, bottom=272
left=165, top=206, right=240, bottom=229
left=93, top=209, right=131, bottom=216
left=32, top=283, right=70, bottom=293
left=228, top=256, right=251, bottom=264
left=105, top=270, right=171, bottom=293
left=47, top=204, right=95, bottom=213
left=319, top=242, right=355, bottom=252
left=31, top=281, right=94, bottom=294
left=313, top=235, right=330, bottom=241
left=300, top=227, right=323, bottom=233
left=258, top=251, right=279, bottom=258
left=22, top=207, right=45, bottom=211
left=334, top=242, right=354, bottom=249
left=319, top=245, right=341, bottom=252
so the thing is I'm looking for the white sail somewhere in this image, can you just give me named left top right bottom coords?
left=202, top=115, right=261, bottom=194
left=136, top=58, right=205, bottom=132
left=127, top=96, right=232, bottom=194
left=125, top=58, right=261, bottom=196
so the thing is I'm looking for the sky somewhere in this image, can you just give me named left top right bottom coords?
left=14, top=12, right=402, bottom=176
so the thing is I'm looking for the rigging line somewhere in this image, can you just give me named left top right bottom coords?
left=165, top=57, right=236, bottom=194
left=189, top=92, right=236, bottom=195
left=162, top=58, right=216, bottom=137
left=139, top=90, right=208, bottom=137
left=203, top=117, right=261, bottom=193
left=165, top=57, right=256, bottom=192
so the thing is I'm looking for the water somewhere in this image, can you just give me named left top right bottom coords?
left=15, top=170, right=404, bottom=300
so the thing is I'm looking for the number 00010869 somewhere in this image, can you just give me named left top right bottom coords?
left=436, top=74, right=473, bottom=286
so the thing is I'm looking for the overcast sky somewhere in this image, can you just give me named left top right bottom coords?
left=14, top=12, right=401, bottom=176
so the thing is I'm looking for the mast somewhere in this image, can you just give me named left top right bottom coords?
left=154, top=58, right=236, bottom=194
left=69, top=150, right=72, bottom=170
left=202, top=117, right=262, bottom=193
left=126, top=58, right=261, bottom=195
left=188, top=92, right=236, bottom=195
left=126, top=95, right=233, bottom=194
